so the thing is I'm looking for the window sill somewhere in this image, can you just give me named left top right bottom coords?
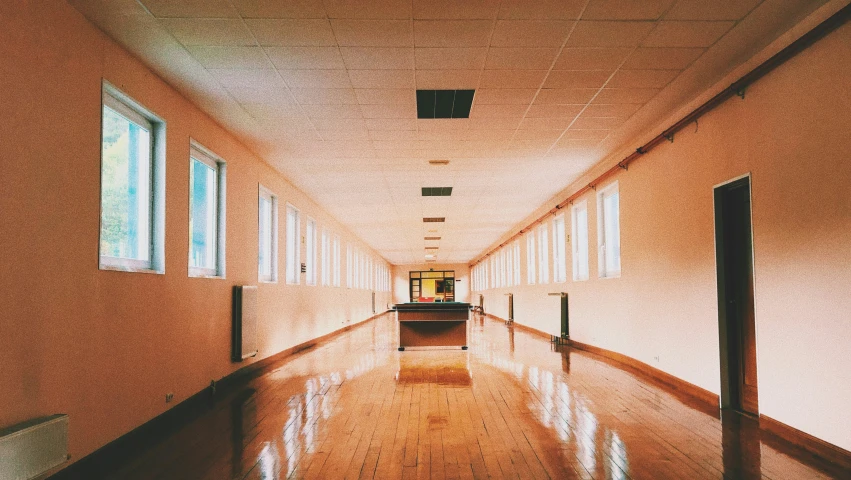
left=259, top=278, right=278, bottom=284
left=189, top=269, right=223, bottom=279
left=599, top=272, right=621, bottom=280
left=99, top=264, right=163, bottom=275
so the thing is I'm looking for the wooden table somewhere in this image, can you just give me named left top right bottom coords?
left=394, top=303, right=470, bottom=350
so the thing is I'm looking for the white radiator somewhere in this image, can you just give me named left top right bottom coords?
left=232, top=285, right=258, bottom=361
left=0, top=415, right=68, bottom=480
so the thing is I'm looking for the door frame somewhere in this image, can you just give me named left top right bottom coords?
left=712, top=173, right=760, bottom=412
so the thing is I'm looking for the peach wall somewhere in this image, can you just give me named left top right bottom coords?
left=0, top=1, right=391, bottom=468
left=393, top=264, right=470, bottom=305
left=473, top=21, right=851, bottom=451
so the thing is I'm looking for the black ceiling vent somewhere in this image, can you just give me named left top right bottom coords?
left=422, top=187, right=453, bottom=196
left=423, top=217, right=445, bottom=223
left=416, top=90, right=474, bottom=119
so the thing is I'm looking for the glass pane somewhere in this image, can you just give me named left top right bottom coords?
left=577, top=208, right=589, bottom=279
left=258, top=196, right=272, bottom=278
left=189, top=158, right=217, bottom=270
left=100, top=105, right=151, bottom=262
left=605, top=192, right=621, bottom=273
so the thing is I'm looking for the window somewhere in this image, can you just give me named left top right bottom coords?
left=188, top=144, right=225, bottom=277
left=552, top=214, right=567, bottom=283
left=538, top=223, right=549, bottom=284
left=258, top=187, right=277, bottom=282
left=572, top=200, right=589, bottom=281
left=321, top=229, right=330, bottom=286
left=526, top=231, right=536, bottom=285
left=99, top=87, right=164, bottom=272
left=346, top=245, right=353, bottom=288
left=513, top=240, right=521, bottom=286
left=305, top=218, right=317, bottom=286
left=353, top=249, right=360, bottom=289
left=333, top=236, right=341, bottom=287
left=598, top=182, right=621, bottom=278
left=285, top=204, right=300, bottom=284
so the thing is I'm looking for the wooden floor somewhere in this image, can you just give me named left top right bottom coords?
left=79, top=313, right=846, bottom=479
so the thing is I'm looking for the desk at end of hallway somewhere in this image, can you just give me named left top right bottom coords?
left=393, top=302, right=471, bottom=350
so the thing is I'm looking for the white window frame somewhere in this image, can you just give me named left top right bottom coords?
left=513, top=240, right=521, bottom=286
left=188, top=143, right=226, bottom=278
left=305, top=218, right=317, bottom=286
left=538, top=223, right=549, bottom=284
left=526, top=232, right=536, bottom=285
left=333, top=235, right=341, bottom=287
left=321, top=229, right=330, bottom=286
left=346, top=244, right=353, bottom=288
left=285, top=204, right=301, bottom=285
left=597, top=181, right=622, bottom=278
left=258, top=186, right=278, bottom=283
left=552, top=214, right=567, bottom=283
left=571, top=200, right=589, bottom=281
left=99, top=85, right=166, bottom=274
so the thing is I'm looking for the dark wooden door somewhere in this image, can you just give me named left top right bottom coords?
left=715, top=177, right=759, bottom=415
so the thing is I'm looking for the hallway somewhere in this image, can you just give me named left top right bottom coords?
left=70, top=313, right=843, bottom=480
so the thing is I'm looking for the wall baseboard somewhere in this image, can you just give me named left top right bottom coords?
left=49, top=311, right=390, bottom=479
left=759, top=414, right=851, bottom=472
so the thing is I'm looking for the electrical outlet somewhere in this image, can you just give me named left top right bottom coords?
left=165, top=393, right=174, bottom=403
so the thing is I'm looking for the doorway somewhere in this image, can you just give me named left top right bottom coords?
left=714, top=175, right=758, bottom=415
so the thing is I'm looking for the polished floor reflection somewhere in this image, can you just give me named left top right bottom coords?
left=84, top=314, right=845, bottom=479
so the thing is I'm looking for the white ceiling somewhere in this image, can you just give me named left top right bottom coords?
left=68, top=0, right=828, bottom=265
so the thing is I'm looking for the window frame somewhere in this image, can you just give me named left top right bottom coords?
left=333, top=235, right=341, bottom=287
left=538, top=223, right=549, bottom=284
left=597, top=181, right=622, bottom=279
left=526, top=231, right=536, bottom=285
left=98, top=85, right=166, bottom=274
left=552, top=214, right=567, bottom=283
left=285, top=203, right=301, bottom=285
left=571, top=200, right=590, bottom=281
left=188, top=142, right=226, bottom=278
left=305, top=217, right=317, bottom=286
left=258, top=186, right=278, bottom=283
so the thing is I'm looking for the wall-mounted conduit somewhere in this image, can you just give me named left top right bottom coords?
left=471, top=2, right=851, bottom=267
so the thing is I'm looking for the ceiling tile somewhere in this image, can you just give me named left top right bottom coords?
left=279, top=69, right=353, bottom=88
left=581, top=0, right=677, bottom=20
left=485, top=48, right=559, bottom=70
left=581, top=103, right=642, bottom=117
left=642, top=21, right=735, bottom=48
left=466, top=118, right=523, bottom=130
left=415, top=48, right=488, bottom=70
left=370, top=129, right=419, bottom=141
left=290, top=88, right=358, bottom=104
left=366, top=118, right=418, bottom=130
left=479, top=69, right=548, bottom=88
left=463, top=129, right=517, bottom=141
left=341, top=47, right=415, bottom=69
left=475, top=89, right=537, bottom=105
left=561, top=129, right=610, bottom=140
left=208, top=68, right=286, bottom=90
left=518, top=116, right=576, bottom=129
left=349, top=69, right=416, bottom=88
left=571, top=116, right=626, bottom=129
left=534, top=88, right=597, bottom=105
left=246, top=19, right=336, bottom=46
left=498, top=0, right=585, bottom=20
left=231, top=0, right=326, bottom=18
left=414, top=20, right=493, bottom=47
left=525, top=104, right=584, bottom=118
left=331, top=19, right=413, bottom=47
left=593, top=88, right=660, bottom=103
left=355, top=88, right=416, bottom=105
left=226, top=85, right=296, bottom=105
left=361, top=104, right=418, bottom=118
left=622, top=47, right=705, bottom=69
left=543, top=70, right=611, bottom=88
left=490, top=20, right=574, bottom=47
left=413, top=0, right=500, bottom=19
left=664, top=0, right=762, bottom=21
left=415, top=70, right=480, bottom=89
left=159, top=19, right=254, bottom=46
left=140, top=0, right=238, bottom=17
left=470, top=104, right=528, bottom=118
left=553, top=47, right=633, bottom=70
left=323, top=0, right=412, bottom=19
left=607, top=69, right=681, bottom=88
left=266, top=47, right=346, bottom=69
left=187, top=46, right=272, bottom=69
left=241, top=102, right=306, bottom=119
left=312, top=118, right=367, bottom=130
left=566, top=21, right=655, bottom=47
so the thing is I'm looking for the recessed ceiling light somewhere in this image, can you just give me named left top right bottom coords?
left=422, top=187, right=453, bottom=197
left=423, top=217, right=445, bottom=223
left=428, top=159, right=450, bottom=165
left=425, top=247, right=438, bottom=250
left=424, top=236, right=441, bottom=240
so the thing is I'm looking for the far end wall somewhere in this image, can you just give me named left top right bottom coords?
left=393, top=264, right=470, bottom=305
